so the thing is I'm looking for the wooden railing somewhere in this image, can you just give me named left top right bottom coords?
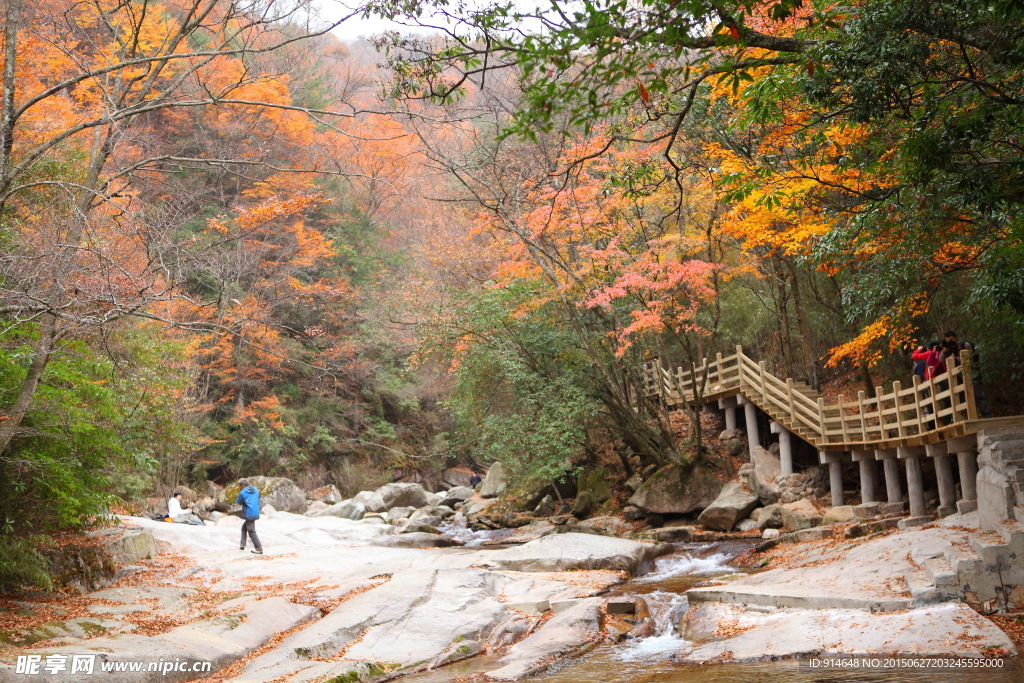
left=642, top=346, right=978, bottom=449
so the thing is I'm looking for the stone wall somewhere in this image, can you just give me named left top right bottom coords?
left=976, top=428, right=1024, bottom=531
left=776, top=467, right=829, bottom=504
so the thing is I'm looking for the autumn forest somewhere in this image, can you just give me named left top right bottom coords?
left=2, top=0, right=1024, bottom=585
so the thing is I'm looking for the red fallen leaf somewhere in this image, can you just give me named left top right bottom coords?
left=639, top=83, right=651, bottom=103
left=729, top=25, right=740, bottom=40
left=807, top=61, right=815, bottom=77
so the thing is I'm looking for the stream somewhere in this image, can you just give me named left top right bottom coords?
left=405, top=538, right=1024, bottom=683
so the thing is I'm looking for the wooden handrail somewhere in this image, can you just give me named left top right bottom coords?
left=640, top=347, right=979, bottom=449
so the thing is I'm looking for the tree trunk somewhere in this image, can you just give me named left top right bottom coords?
left=0, top=313, right=55, bottom=454
left=786, top=257, right=819, bottom=388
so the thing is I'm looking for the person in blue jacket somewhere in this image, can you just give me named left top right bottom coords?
left=236, top=479, right=264, bottom=554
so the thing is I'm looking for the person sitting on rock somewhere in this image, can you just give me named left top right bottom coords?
left=167, top=492, right=203, bottom=524
left=469, top=471, right=482, bottom=488
left=236, top=479, right=264, bottom=555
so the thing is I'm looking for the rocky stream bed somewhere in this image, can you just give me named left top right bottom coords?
left=0, top=479, right=1021, bottom=682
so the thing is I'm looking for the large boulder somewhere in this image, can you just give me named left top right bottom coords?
left=697, top=481, right=759, bottom=532
left=781, top=499, right=823, bottom=532
left=311, top=499, right=365, bottom=520
left=307, top=484, right=342, bottom=505
left=756, top=503, right=785, bottom=530
left=628, top=465, right=723, bottom=515
left=377, top=482, right=431, bottom=509
left=822, top=505, right=856, bottom=525
left=440, top=486, right=475, bottom=508
left=441, top=468, right=476, bottom=488
left=577, top=468, right=612, bottom=504
left=571, top=490, right=595, bottom=518
left=222, top=477, right=307, bottom=514
left=479, top=462, right=508, bottom=498
left=747, top=446, right=782, bottom=504
left=88, top=527, right=157, bottom=565
left=353, top=489, right=387, bottom=513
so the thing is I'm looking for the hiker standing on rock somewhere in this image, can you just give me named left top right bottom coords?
left=236, top=479, right=264, bottom=555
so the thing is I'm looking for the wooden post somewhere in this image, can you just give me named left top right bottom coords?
left=875, top=385, right=884, bottom=438
left=715, top=352, right=723, bottom=389
left=817, top=397, right=827, bottom=444
left=736, top=345, right=745, bottom=384
left=960, top=349, right=978, bottom=421
left=912, top=374, right=925, bottom=434
left=838, top=394, right=850, bottom=442
left=786, top=378, right=797, bottom=425
left=893, top=381, right=905, bottom=438
left=857, top=390, right=868, bottom=442
left=759, top=360, right=768, bottom=401
left=946, top=355, right=959, bottom=422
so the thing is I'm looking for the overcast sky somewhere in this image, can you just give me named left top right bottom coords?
left=322, top=1, right=443, bottom=42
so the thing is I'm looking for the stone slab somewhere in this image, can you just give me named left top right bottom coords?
left=898, top=516, right=934, bottom=529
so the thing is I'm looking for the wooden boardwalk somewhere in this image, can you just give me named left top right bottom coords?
left=642, top=346, right=1024, bottom=452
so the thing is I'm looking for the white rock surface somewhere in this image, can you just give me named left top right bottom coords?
left=478, top=533, right=668, bottom=573
left=682, top=601, right=1016, bottom=661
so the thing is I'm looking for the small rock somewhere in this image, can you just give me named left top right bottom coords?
left=762, top=528, right=781, bottom=539
left=822, top=505, right=856, bottom=525
left=571, top=490, right=595, bottom=518
left=305, top=501, right=328, bottom=515
left=724, top=439, right=746, bottom=457
left=534, top=495, right=556, bottom=517
left=736, top=519, right=758, bottom=532
left=623, top=505, right=645, bottom=521
left=387, top=506, right=416, bottom=522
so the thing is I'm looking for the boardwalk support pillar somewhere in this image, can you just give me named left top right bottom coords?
left=739, top=395, right=760, bottom=456
left=770, top=421, right=793, bottom=476
left=820, top=451, right=845, bottom=508
left=926, top=442, right=957, bottom=517
left=875, top=448, right=904, bottom=516
left=718, top=397, right=738, bottom=432
left=949, top=434, right=979, bottom=514
left=898, top=446, right=931, bottom=527
left=852, top=450, right=876, bottom=504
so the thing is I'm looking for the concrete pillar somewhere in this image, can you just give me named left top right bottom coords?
left=957, top=451, right=978, bottom=500
left=876, top=449, right=902, bottom=505
left=741, top=397, right=759, bottom=456
left=947, top=434, right=979, bottom=514
left=904, top=456, right=926, bottom=518
left=770, top=421, right=793, bottom=476
left=821, top=452, right=844, bottom=508
left=934, top=453, right=957, bottom=516
left=858, top=459, right=877, bottom=504
left=724, top=406, right=737, bottom=431
left=925, top=442, right=956, bottom=517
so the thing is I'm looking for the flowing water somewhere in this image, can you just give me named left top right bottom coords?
left=401, top=539, right=1023, bottom=682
